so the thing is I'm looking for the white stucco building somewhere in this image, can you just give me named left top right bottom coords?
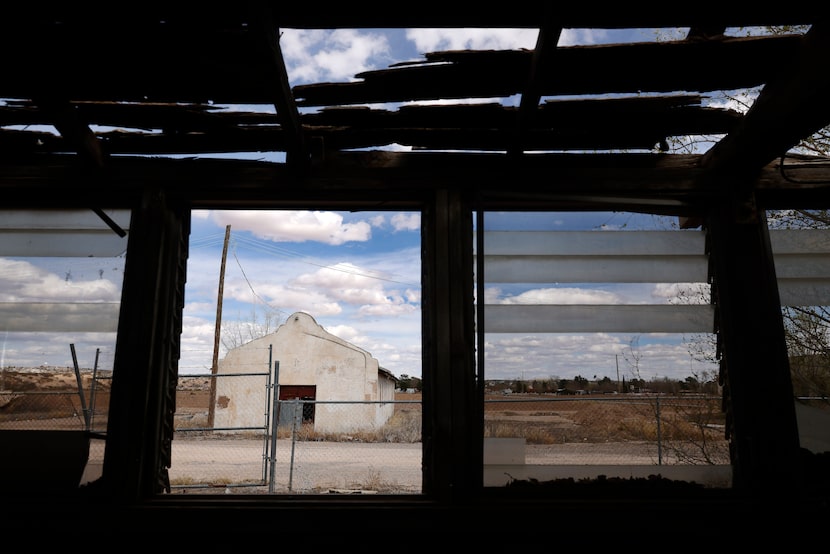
left=212, top=311, right=398, bottom=434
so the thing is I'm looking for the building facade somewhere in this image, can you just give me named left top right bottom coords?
left=213, top=311, right=397, bottom=434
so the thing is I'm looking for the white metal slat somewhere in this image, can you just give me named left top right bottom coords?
left=484, top=304, right=715, bottom=333
left=0, top=210, right=128, bottom=332
left=481, top=229, right=830, bottom=333
left=0, top=210, right=129, bottom=257
left=0, top=302, right=120, bottom=332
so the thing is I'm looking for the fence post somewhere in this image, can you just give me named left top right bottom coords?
left=288, top=398, right=301, bottom=491
left=268, top=361, right=280, bottom=493
left=88, top=348, right=100, bottom=431
left=69, top=343, right=90, bottom=430
left=655, top=395, right=662, bottom=465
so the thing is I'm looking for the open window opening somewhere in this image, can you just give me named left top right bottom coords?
left=171, top=209, right=423, bottom=495
left=476, top=210, right=731, bottom=493
left=0, top=209, right=129, bottom=493
left=767, top=208, right=830, bottom=496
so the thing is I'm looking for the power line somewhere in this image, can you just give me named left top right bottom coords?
left=230, top=233, right=419, bottom=287
left=232, top=249, right=289, bottom=317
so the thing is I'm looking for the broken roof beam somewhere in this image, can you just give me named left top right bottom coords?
left=686, top=26, right=726, bottom=41
left=702, top=23, right=830, bottom=175
left=35, top=98, right=104, bottom=167
left=510, top=19, right=563, bottom=156
left=294, top=35, right=802, bottom=108
left=252, top=7, right=308, bottom=170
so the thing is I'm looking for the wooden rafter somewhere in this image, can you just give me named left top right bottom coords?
left=252, top=7, right=308, bottom=170
left=510, top=20, right=563, bottom=156
left=34, top=98, right=104, bottom=167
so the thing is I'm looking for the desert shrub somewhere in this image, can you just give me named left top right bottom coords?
left=378, top=410, right=421, bottom=442
left=277, top=408, right=422, bottom=443
left=482, top=394, right=729, bottom=464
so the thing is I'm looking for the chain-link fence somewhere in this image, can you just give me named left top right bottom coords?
left=170, top=371, right=423, bottom=493
left=172, top=372, right=272, bottom=490
left=0, top=366, right=110, bottom=432
left=484, top=394, right=731, bottom=465
left=167, top=389, right=734, bottom=494
left=266, top=398, right=422, bottom=494
left=9, top=367, right=826, bottom=494
left=0, top=365, right=110, bottom=490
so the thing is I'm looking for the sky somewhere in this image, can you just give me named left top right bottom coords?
left=181, top=209, right=424, bottom=377
left=1, top=26, right=726, bottom=384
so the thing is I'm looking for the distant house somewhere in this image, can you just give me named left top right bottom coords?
left=213, top=311, right=398, bottom=434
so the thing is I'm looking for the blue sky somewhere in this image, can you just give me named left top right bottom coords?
left=1, top=26, right=723, bottom=384
left=181, top=209, right=424, bottom=377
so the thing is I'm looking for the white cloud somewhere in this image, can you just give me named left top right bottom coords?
left=291, top=263, right=397, bottom=305
left=358, top=302, right=418, bottom=317
left=281, top=28, right=391, bottom=83
left=405, top=288, right=420, bottom=303
left=560, top=29, right=607, bottom=46
left=481, top=330, right=717, bottom=382
left=391, top=213, right=420, bottom=232
left=486, top=286, right=621, bottom=305
left=224, top=278, right=343, bottom=317
left=209, top=210, right=372, bottom=245
left=0, top=258, right=120, bottom=302
left=405, top=28, right=537, bottom=52
left=323, top=323, right=362, bottom=343
left=183, top=301, right=214, bottom=315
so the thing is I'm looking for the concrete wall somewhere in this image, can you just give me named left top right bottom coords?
left=213, top=312, right=395, bottom=434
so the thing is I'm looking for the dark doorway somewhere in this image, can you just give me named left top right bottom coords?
left=278, top=385, right=316, bottom=425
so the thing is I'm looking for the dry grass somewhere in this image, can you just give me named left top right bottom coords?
left=483, top=393, right=729, bottom=464
left=2, top=372, right=729, bottom=465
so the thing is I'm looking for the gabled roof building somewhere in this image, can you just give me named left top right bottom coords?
left=215, top=312, right=397, bottom=434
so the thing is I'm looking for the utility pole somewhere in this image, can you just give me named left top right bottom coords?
left=207, top=224, right=231, bottom=428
